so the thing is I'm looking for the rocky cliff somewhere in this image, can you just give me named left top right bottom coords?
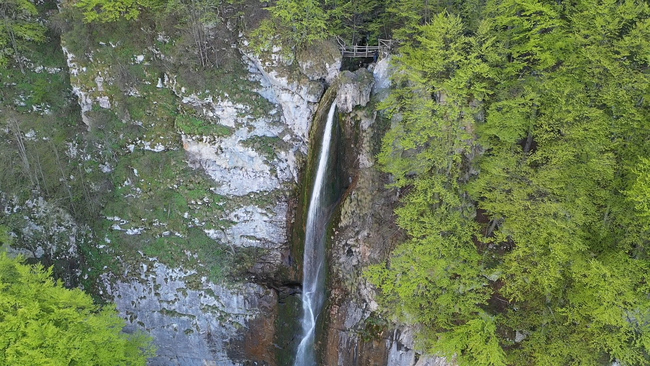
left=56, top=18, right=344, bottom=364
left=322, top=58, right=451, bottom=366
left=1, top=4, right=333, bottom=363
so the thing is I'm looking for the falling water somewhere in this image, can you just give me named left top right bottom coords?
left=294, top=102, right=337, bottom=366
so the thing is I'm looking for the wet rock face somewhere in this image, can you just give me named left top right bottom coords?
left=323, top=64, right=453, bottom=365
left=324, top=106, right=407, bottom=366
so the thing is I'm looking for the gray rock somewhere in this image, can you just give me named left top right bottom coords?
left=296, top=40, right=342, bottom=83
left=244, top=52, right=324, bottom=142
left=335, top=69, right=375, bottom=113
left=373, top=56, right=394, bottom=100
left=107, top=262, right=276, bottom=366
left=183, top=135, right=288, bottom=196
left=205, top=203, right=288, bottom=251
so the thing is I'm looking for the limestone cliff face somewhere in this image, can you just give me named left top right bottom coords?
left=0, top=195, right=90, bottom=287
left=323, top=58, right=452, bottom=366
left=53, top=15, right=342, bottom=364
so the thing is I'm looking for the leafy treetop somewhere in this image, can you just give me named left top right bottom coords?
left=72, top=0, right=164, bottom=22
left=0, top=0, right=46, bottom=71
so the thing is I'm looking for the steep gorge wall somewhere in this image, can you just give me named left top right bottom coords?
left=322, top=59, right=451, bottom=366
left=14, top=7, right=341, bottom=364
left=67, top=39, right=338, bottom=365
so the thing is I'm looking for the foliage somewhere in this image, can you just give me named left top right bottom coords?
left=627, top=158, right=650, bottom=218
left=0, top=0, right=46, bottom=70
left=254, top=0, right=489, bottom=48
left=0, top=253, right=155, bottom=365
left=72, top=0, right=165, bottom=22
left=161, top=0, right=223, bottom=68
left=250, top=0, right=331, bottom=54
left=0, top=226, right=10, bottom=251
left=370, top=1, right=650, bottom=365
left=0, top=4, right=109, bottom=224
left=174, top=114, right=234, bottom=136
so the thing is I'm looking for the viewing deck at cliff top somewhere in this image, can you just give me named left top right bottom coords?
left=336, top=37, right=396, bottom=58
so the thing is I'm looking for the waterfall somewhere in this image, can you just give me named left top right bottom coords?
left=294, top=102, right=337, bottom=366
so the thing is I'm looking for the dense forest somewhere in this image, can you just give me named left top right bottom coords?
left=2, top=0, right=649, bottom=365
left=362, top=1, right=650, bottom=365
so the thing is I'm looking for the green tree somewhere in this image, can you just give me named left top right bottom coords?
left=370, top=0, right=650, bottom=365
left=250, top=0, right=330, bottom=54
left=367, top=12, right=502, bottom=366
left=163, top=0, right=222, bottom=68
left=0, top=226, right=10, bottom=251
left=0, top=0, right=46, bottom=72
left=72, top=0, right=164, bottom=22
left=0, top=253, right=155, bottom=365
left=627, top=158, right=650, bottom=218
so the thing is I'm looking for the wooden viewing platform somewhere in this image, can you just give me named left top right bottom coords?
left=336, top=37, right=396, bottom=58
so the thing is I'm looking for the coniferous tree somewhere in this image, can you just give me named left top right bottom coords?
left=369, top=1, right=650, bottom=364
left=0, top=253, right=155, bottom=365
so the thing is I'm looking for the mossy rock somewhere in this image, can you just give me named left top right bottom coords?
left=296, top=40, right=342, bottom=83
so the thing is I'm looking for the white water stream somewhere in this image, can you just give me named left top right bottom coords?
left=294, top=102, right=337, bottom=366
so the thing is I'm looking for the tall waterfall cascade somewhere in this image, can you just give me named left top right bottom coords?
left=294, top=102, right=338, bottom=366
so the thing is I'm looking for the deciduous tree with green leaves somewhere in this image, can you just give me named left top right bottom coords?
left=367, top=12, right=503, bottom=366
left=0, top=0, right=46, bottom=72
left=72, top=0, right=165, bottom=22
left=250, top=0, right=330, bottom=55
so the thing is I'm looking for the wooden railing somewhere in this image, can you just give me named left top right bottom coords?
left=336, top=36, right=397, bottom=58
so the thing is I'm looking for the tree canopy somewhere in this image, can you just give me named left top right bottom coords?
left=0, top=0, right=46, bottom=71
left=366, top=0, right=650, bottom=365
left=0, top=253, right=155, bottom=365
left=71, top=0, right=164, bottom=22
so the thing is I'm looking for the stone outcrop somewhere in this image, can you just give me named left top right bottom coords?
left=296, top=39, right=342, bottom=84
left=244, top=49, right=332, bottom=143
left=108, top=262, right=277, bottom=366
left=335, top=69, right=374, bottom=113
left=372, top=57, right=393, bottom=99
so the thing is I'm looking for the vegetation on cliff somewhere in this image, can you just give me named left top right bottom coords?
left=0, top=0, right=46, bottom=71
left=1, top=0, right=275, bottom=291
